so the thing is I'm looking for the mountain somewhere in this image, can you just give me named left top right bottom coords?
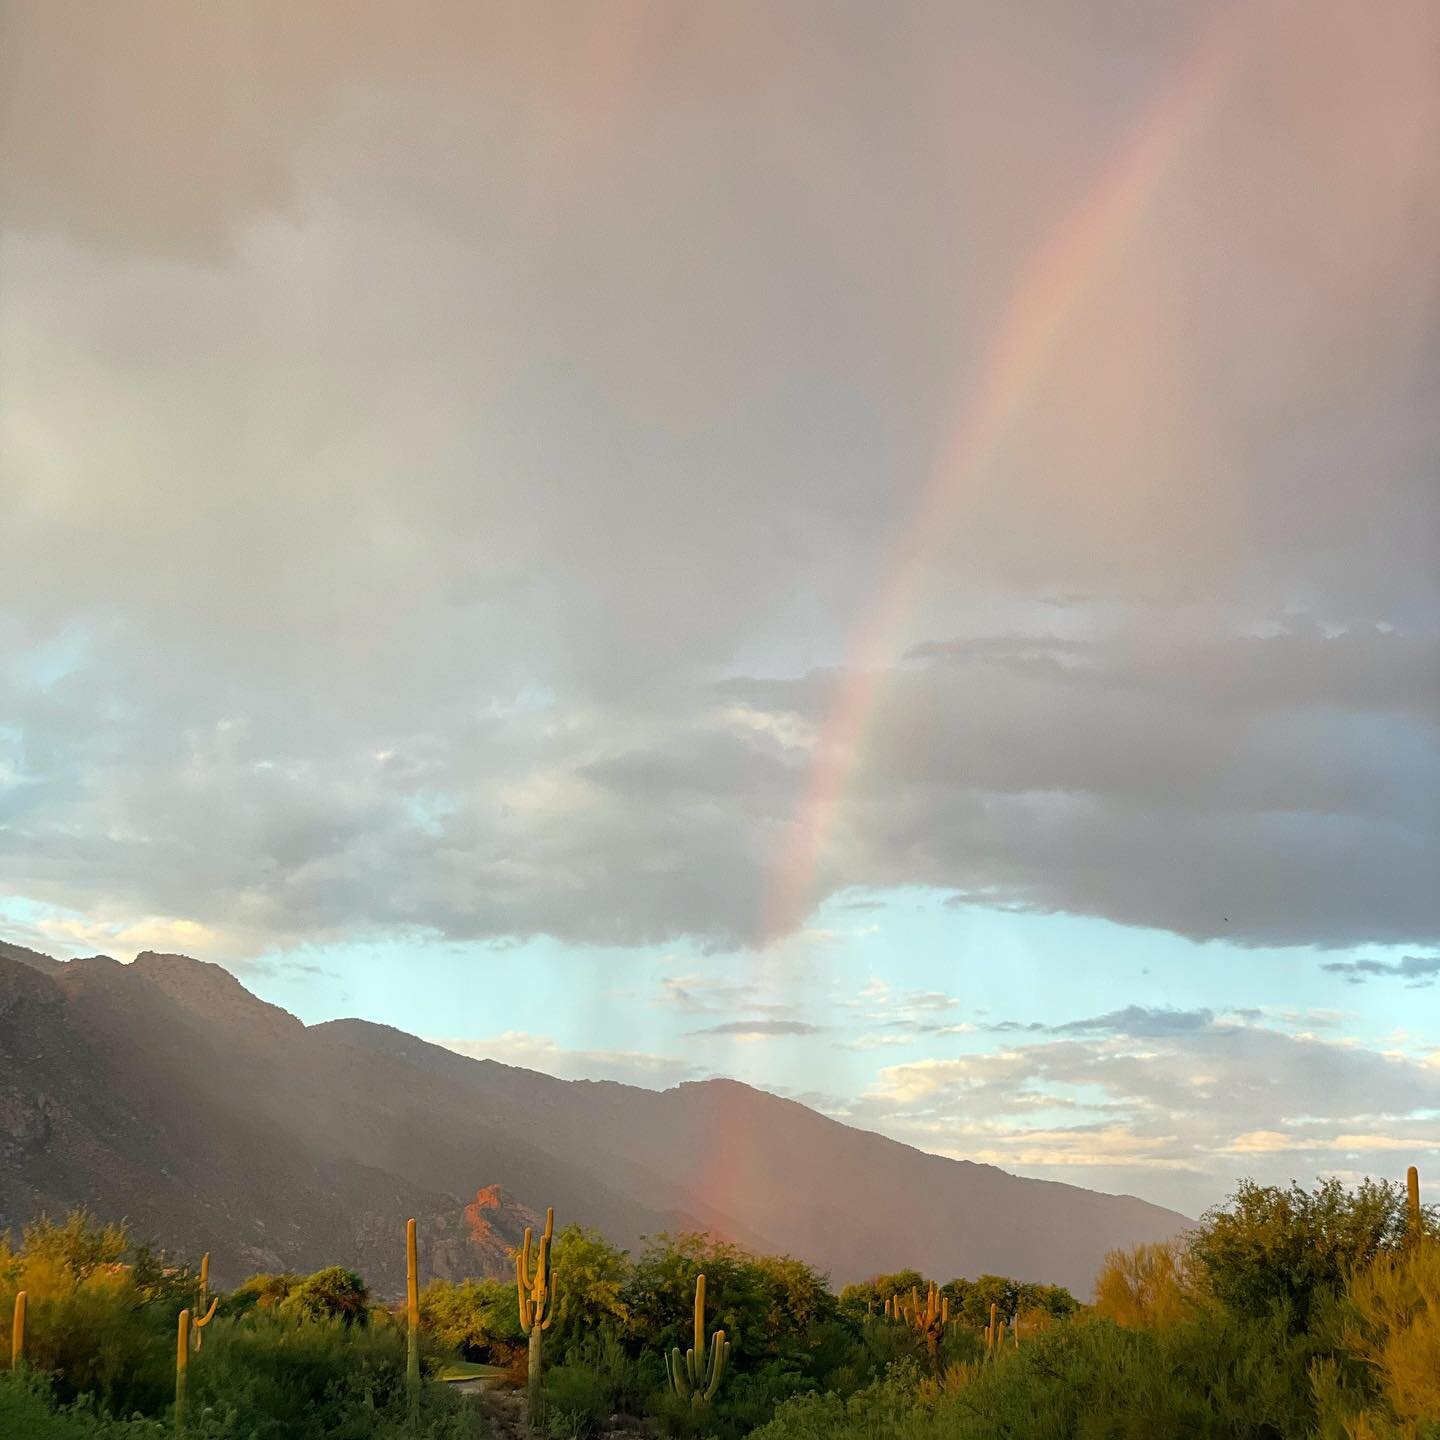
left=0, top=945, right=1188, bottom=1296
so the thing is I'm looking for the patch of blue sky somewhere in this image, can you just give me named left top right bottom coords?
left=402, top=791, right=459, bottom=835
left=8, top=628, right=90, bottom=689
left=0, top=895, right=91, bottom=954
left=802, top=890, right=1440, bottom=1053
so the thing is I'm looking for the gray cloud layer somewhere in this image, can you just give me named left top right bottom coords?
left=1, top=0, right=1437, bottom=958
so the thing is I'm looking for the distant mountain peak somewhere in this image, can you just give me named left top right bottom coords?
left=0, top=940, right=65, bottom=974
left=128, top=951, right=302, bottom=1033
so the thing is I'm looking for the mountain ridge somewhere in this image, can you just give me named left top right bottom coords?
left=0, top=946, right=1189, bottom=1296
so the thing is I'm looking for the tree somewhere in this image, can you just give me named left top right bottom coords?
left=950, top=1274, right=1019, bottom=1329
left=840, top=1271, right=928, bottom=1320
left=551, top=1224, right=631, bottom=1342
left=419, top=1277, right=519, bottom=1358
left=1093, top=1241, right=1197, bottom=1328
left=750, top=1254, right=838, bottom=1350
left=19, top=1212, right=128, bottom=1287
left=280, top=1266, right=370, bottom=1324
left=225, top=1272, right=300, bottom=1316
left=1189, top=1177, right=1429, bottom=1328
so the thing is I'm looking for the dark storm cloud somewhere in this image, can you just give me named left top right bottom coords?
left=1, top=0, right=1437, bottom=958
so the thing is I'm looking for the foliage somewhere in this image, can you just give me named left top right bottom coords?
left=419, top=1275, right=521, bottom=1358
left=550, top=1226, right=631, bottom=1345
left=1092, top=1238, right=1201, bottom=1328
left=1189, top=1177, right=1431, bottom=1329
left=837, top=1271, right=926, bottom=1320
left=1325, top=1241, right=1440, bottom=1437
left=12, top=1176, right=1440, bottom=1440
left=538, top=1362, right=614, bottom=1439
left=221, top=1272, right=299, bottom=1318
left=275, top=1265, right=370, bottom=1325
left=20, top=1211, right=130, bottom=1286
left=755, top=1310, right=1326, bottom=1440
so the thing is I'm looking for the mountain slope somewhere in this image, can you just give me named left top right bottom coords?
left=0, top=947, right=1188, bottom=1295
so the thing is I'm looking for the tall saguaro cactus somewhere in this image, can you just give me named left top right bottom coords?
left=406, top=1219, right=421, bottom=1409
left=516, top=1207, right=557, bottom=1408
left=666, top=1273, right=730, bottom=1407
left=175, top=1308, right=191, bottom=1431
left=1407, top=1166, right=1422, bottom=1247
left=9, top=1291, right=23, bottom=1369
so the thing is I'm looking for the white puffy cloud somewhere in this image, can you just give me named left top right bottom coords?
left=847, top=1008, right=1440, bottom=1211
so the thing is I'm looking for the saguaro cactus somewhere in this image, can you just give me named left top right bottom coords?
left=666, top=1273, right=730, bottom=1407
left=175, top=1308, right=191, bottom=1430
left=1407, top=1166, right=1422, bottom=1247
left=9, top=1291, right=23, bottom=1369
left=516, top=1207, right=557, bottom=1408
left=189, top=1254, right=218, bottom=1354
left=406, top=1219, right=421, bottom=1409
left=985, top=1301, right=999, bottom=1355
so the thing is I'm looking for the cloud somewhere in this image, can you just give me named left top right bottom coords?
left=1320, top=955, right=1440, bottom=986
left=686, top=1019, right=822, bottom=1037
left=1, top=0, right=1437, bottom=962
left=654, top=973, right=802, bottom=1019
left=853, top=1010, right=1440, bottom=1211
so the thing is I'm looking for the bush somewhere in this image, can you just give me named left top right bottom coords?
left=184, top=1311, right=482, bottom=1439
left=1093, top=1239, right=1201, bottom=1328
left=277, top=1266, right=369, bottom=1325
left=420, top=1275, right=521, bottom=1360
left=539, top=1362, right=613, bottom=1439
left=1190, top=1177, right=1429, bottom=1330
left=221, top=1272, right=299, bottom=1318
left=1325, top=1241, right=1440, bottom=1436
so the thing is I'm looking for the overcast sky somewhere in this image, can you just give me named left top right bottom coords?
left=2, top=0, right=1437, bottom=1217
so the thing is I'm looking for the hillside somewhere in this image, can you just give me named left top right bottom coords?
left=0, top=944, right=1188, bottom=1294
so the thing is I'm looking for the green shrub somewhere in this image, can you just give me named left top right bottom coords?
left=177, top=1310, right=482, bottom=1439
left=276, top=1266, right=369, bottom=1325
left=1190, top=1177, right=1429, bottom=1330
left=420, top=1275, right=521, bottom=1360
left=538, top=1362, right=612, bottom=1439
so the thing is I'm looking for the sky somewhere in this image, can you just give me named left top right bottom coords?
left=1, top=0, right=1437, bottom=1219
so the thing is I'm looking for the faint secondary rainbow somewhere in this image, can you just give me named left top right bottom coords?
left=757, top=11, right=1240, bottom=946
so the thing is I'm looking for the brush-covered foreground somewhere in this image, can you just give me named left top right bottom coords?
left=2, top=1176, right=1437, bottom=1439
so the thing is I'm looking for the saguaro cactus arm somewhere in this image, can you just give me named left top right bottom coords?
left=190, top=1253, right=217, bottom=1353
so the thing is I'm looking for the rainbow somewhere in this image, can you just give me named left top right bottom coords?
left=758, top=11, right=1239, bottom=946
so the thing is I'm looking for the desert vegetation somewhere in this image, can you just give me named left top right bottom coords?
left=1, top=1170, right=1436, bottom=1439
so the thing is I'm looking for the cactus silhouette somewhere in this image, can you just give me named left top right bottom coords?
left=1407, top=1166, right=1422, bottom=1246
left=666, top=1272, right=730, bottom=1407
left=516, top=1206, right=557, bottom=1409
left=9, top=1291, right=23, bottom=1369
